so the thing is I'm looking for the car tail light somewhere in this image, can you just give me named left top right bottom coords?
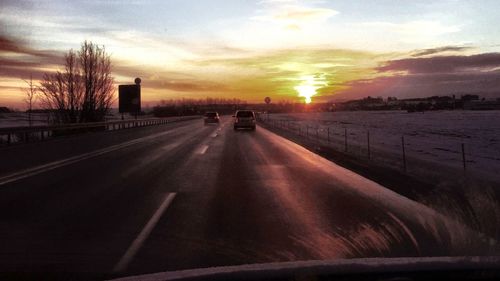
left=235, top=118, right=239, bottom=123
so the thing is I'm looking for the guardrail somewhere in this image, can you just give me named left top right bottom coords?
left=0, top=116, right=200, bottom=146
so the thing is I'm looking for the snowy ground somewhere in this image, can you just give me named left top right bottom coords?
left=0, top=110, right=153, bottom=128
left=263, top=111, right=500, bottom=183
left=0, top=112, right=50, bottom=128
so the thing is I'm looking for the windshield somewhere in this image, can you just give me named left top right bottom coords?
left=1, top=0, right=499, bottom=280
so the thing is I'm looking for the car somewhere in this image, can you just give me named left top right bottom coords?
left=233, top=110, right=256, bottom=130
left=204, top=112, right=220, bottom=125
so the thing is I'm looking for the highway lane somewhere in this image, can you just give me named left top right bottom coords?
left=0, top=116, right=495, bottom=278
left=0, top=117, right=201, bottom=176
left=0, top=118, right=215, bottom=275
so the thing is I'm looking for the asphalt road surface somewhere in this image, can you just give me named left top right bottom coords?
left=0, top=117, right=495, bottom=279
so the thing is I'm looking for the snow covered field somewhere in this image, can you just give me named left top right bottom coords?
left=265, top=111, right=500, bottom=183
left=0, top=112, right=50, bottom=128
left=0, top=110, right=151, bottom=128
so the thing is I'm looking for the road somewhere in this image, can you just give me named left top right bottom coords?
left=0, top=117, right=494, bottom=279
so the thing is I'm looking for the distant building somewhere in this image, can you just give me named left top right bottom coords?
left=460, top=94, right=480, bottom=101
left=400, top=98, right=427, bottom=105
left=463, top=100, right=500, bottom=110
left=332, top=94, right=500, bottom=111
left=336, top=96, right=388, bottom=111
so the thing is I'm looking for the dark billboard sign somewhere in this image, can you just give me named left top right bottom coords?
left=119, top=84, right=141, bottom=113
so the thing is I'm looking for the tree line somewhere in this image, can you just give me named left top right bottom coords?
left=152, top=98, right=247, bottom=116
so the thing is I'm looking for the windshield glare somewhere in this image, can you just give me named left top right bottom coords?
left=1, top=0, right=499, bottom=280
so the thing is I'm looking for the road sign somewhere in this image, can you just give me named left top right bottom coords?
left=119, top=84, right=141, bottom=113
left=265, top=97, right=271, bottom=104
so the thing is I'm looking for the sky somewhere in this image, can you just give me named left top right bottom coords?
left=1, top=0, right=500, bottom=108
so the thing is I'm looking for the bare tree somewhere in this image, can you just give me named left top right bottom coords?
left=39, top=50, right=87, bottom=123
left=65, top=49, right=84, bottom=123
left=79, top=41, right=114, bottom=122
left=22, top=74, right=37, bottom=126
left=38, top=41, right=114, bottom=124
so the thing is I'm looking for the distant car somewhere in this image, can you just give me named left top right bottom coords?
left=233, top=110, right=256, bottom=131
left=204, top=112, right=220, bottom=125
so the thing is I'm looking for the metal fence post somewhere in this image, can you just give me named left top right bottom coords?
left=344, top=128, right=347, bottom=152
left=367, top=131, right=371, bottom=159
left=402, top=136, right=407, bottom=172
left=461, top=143, right=466, bottom=173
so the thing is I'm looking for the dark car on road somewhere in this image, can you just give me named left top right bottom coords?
left=204, top=112, right=220, bottom=125
left=233, top=110, right=256, bottom=131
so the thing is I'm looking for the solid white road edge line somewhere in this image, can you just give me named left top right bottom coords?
left=112, top=192, right=177, bottom=273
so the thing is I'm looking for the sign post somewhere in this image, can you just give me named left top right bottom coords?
left=264, top=97, right=271, bottom=122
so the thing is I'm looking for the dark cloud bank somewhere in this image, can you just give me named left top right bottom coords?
left=335, top=52, right=500, bottom=100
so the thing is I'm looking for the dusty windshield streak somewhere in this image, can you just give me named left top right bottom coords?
left=0, top=0, right=499, bottom=280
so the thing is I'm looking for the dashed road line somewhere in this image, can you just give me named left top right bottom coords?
left=198, top=144, right=209, bottom=155
left=113, top=192, right=177, bottom=273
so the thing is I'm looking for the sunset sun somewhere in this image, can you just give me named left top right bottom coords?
left=294, top=84, right=317, bottom=104
left=294, top=75, right=327, bottom=104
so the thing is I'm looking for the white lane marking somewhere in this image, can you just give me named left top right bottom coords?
left=113, top=192, right=177, bottom=273
left=198, top=144, right=209, bottom=155
left=211, top=133, right=218, bottom=138
left=0, top=129, right=178, bottom=186
left=162, top=142, right=181, bottom=151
